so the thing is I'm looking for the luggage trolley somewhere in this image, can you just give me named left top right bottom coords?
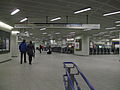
left=63, top=62, right=95, bottom=90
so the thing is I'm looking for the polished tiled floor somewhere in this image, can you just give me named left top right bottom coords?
left=0, top=51, right=120, bottom=90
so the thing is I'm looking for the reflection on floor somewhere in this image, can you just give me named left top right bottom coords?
left=0, top=51, right=120, bottom=90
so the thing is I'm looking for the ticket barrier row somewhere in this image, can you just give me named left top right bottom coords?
left=50, top=47, right=74, bottom=54
left=61, top=47, right=74, bottom=54
left=111, top=48, right=119, bottom=54
left=51, top=47, right=61, bottom=52
left=89, top=48, right=111, bottom=55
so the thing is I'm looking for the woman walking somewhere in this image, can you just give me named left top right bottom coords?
left=27, top=41, right=35, bottom=65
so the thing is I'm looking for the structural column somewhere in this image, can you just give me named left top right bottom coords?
left=74, top=35, right=89, bottom=55
left=10, top=33, right=18, bottom=57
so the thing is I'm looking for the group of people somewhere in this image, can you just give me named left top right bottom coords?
left=19, top=40, right=35, bottom=65
left=38, top=45, right=52, bottom=54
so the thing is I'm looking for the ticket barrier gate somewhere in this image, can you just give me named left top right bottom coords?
left=89, top=48, right=111, bottom=55
left=63, top=62, right=95, bottom=90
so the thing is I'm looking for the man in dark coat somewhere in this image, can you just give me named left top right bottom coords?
left=27, top=41, right=35, bottom=65
left=19, top=40, right=27, bottom=64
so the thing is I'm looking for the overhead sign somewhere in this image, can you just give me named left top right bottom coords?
left=14, top=23, right=100, bottom=29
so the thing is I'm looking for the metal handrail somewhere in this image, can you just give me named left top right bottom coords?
left=63, top=62, right=95, bottom=90
left=74, top=77, right=81, bottom=90
left=63, top=75, right=68, bottom=90
left=64, top=65, right=75, bottom=90
left=73, top=63, right=95, bottom=90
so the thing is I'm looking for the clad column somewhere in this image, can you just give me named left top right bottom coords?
left=10, top=32, right=18, bottom=57
left=82, top=35, right=89, bottom=55
left=74, top=35, right=89, bottom=55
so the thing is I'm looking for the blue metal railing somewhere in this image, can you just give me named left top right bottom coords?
left=63, top=62, right=95, bottom=90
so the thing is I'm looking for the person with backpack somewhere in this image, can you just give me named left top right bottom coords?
left=27, top=41, right=35, bottom=65
left=19, top=40, right=27, bottom=64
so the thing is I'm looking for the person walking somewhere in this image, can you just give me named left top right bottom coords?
left=27, top=41, right=35, bottom=65
left=39, top=45, right=42, bottom=53
left=19, top=40, right=27, bottom=64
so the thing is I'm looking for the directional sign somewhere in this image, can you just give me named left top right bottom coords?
left=14, top=23, right=100, bottom=29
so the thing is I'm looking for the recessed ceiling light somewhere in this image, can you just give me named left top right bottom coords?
left=74, top=7, right=91, bottom=14
left=42, top=32, right=47, bottom=35
left=67, top=38, right=74, bottom=41
left=25, top=31, right=28, bottom=34
left=110, top=30, right=120, bottom=33
left=20, top=18, right=28, bottom=22
left=104, top=35, right=110, bottom=36
left=112, top=38, right=120, bottom=41
left=84, top=29, right=92, bottom=31
left=116, top=24, right=120, bottom=26
left=67, top=34, right=70, bottom=36
left=30, top=33, right=33, bottom=35
left=11, top=9, right=20, bottom=15
left=110, top=36, right=116, bottom=38
left=50, top=17, right=61, bottom=22
left=55, top=32, right=60, bottom=34
left=40, top=28, right=46, bottom=30
left=103, top=11, right=120, bottom=16
left=48, top=34, right=51, bottom=36
left=115, top=21, right=120, bottom=23
left=70, top=32, right=75, bottom=34
left=35, top=38, right=39, bottom=40
left=105, top=27, right=116, bottom=30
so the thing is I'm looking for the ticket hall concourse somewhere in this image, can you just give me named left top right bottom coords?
left=0, top=0, right=120, bottom=90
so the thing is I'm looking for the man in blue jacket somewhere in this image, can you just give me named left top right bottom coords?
left=19, top=40, right=27, bottom=64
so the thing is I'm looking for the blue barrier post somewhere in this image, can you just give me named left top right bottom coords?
left=68, top=68, right=75, bottom=90
left=63, top=62, right=95, bottom=90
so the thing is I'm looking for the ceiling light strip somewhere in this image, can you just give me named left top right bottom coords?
left=105, top=27, right=116, bottom=30
left=42, top=32, right=47, bottom=34
left=11, top=9, right=20, bottom=15
left=55, top=32, right=60, bottom=34
left=70, top=32, right=75, bottom=34
left=20, top=18, right=28, bottom=22
left=115, top=21, right=120, bottom=23
left=74, top=8, right=91, bottom=14
left=103, top=11, right=120, bottom=16
left=116, top=24, right=120, bottom=26
left=50, top=17, right=61, bottom=22
left=40, top=28, right=46, bottom=30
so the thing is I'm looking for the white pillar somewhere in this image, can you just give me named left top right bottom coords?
left=74, top=35, right=89, bottom=55
left=82, top=35, right=89, bottom=55
left=10, top=33, right=18, bottom=57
